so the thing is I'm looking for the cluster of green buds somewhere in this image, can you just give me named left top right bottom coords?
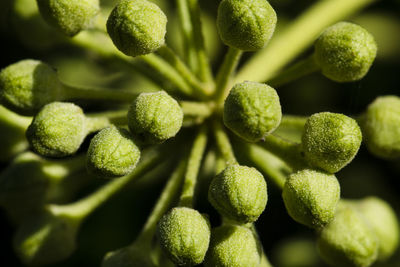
left=0, top=0, right=399, bottom=266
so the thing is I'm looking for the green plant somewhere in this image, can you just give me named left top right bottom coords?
left=0, top=0, right=399, bottom=266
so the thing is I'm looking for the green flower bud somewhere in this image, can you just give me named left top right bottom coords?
left=37, top=0, right=100, bottom=36
left=314, top=22, right=377, bottom=82
left=127, top=91, right=183, bottom=144
left=158, top=207, right=211, bottom=266
left=317, top=202, right=378, bottom=267
left=362, top=95, right=400, bottom=159
left=217, top=0, right=277, bottom=51
left=0, top=59, right=62, bottom=115
left=13, top=209, right=79, bottom=266
left=208, top=164, right=267, bottom=224
left=87, top=126, right=141, bottom=178
left=26, top=102, right=87, bottom=157
left=107, top=0, right=167, bottom=57
left=223, top=81, right=281, bottom=142
left=302, top=112, right=362, bottom=173
left=354, top=197, right=399, bottom=261
left=282, top=169, right=340, bottom=228
left=204, top=225, right=261, bottom=267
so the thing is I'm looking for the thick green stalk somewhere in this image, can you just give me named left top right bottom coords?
left=48, top=150, right=162, bottom=222
left=213, top=121, right=238, bottom=166
left=157, top=46, right=211, bottom=97
left=61, top=84, right=137, bottom=103
left=215, top=47, right=243, bottom=105
left=269, top=54, right=320, bottom=87
left=235, top=0, right=377, bottom=83
left=179, top=126, right=208, bottom=207
left=136, top=160, right=187, bottom=243
left=258, top=134, right=306, bottom=171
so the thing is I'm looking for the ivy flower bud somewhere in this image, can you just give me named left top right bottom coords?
left=107, top=0, right=167, bottom=57
left=223, top=81, right=281, bottom=142
left=302, top=112, right=362, bottom=173
left=204, top=225, right=261, bottom=267
left=354, top=197, right=399, bottom=261
left=362, top=95, right=400, bottom=159
left=87, top=126, right=141, bottom=178
left=282, top=169, right=340, bottom=229
left=317, top=202, right=378, bottom=267
left=13, top=210, right=79, bottom=266
left=26, top=102, right=87, bottom=157
left=314, top=22, right=377, bottom=82
left=217, top=0, right=277, bottom=51
left=127, top=91, right=183, bottom=144
left=158, top=207, right=211, bottom=266
left=208, top=164, right=267, bottom=224
left=0, top=59, right=62, bottom=115
left=37, top=0, right=100, bottom=36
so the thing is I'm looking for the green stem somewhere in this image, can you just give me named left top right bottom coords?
left=215, top=47, right=243, bottom=105
left=213, top=121, right=238, bottom=166
left=140, top=53, right=195, bottom=97
left=0, top=105, right=32, bottom=128
left=180, top=101, right=214, bottom=121
left=258, top=134, right=306, bottom=171
left=269, top=54, right=320, bottom=87
left=48, top=150, right=162, bottom=223
left=86, top=110, right=128, bottom=126
left=187, top=0, right=214, bottom=84
left=236, top=142, right=290, bottom=189
left=280, top=115, right=307, bottom=129
left=179, top=126, right=208, bottom=207
left=157, top=46, right=212, bottom=97
left=136, top=159, right=187, bottom=244
left=42, top=153, right=87, bottom=183
left=60, top=83, right=137, bottom=103
left=235, top=0, right=376, bottom=83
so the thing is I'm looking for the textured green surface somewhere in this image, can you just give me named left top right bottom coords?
left=37, top=0, right=100, bottom=36
left=13, top=210, right=79, bottom=266
left=204, top=225, right=261, bottom=267
left=223, top=81, right=281, bottom=142
left=217, top=0, right=277, bottom=51
left=317, top=202, right=378, bottom=267
left=87, top=126, right=140, bottom=178
left=107, top=0, right=167, bottom=57
left=315, top=22, right=377, bottom=82
left=102, top=244, right=156, bottom=267
left=362, top=95, right=400, bottom=159
left=158, top=207, right=210, bottom=266
left=0, top=59, right=62, bottom=115
left=282, top=169, right=340, bottom=229
left=302, top=112, right=362, bottom=173
left=26, top=102, right=87, bottom=157
left=354, top=197, right=400, bottom=261
left=208, top=164, right=267, bottom=224
left=128, top=91, right=183, bottom=144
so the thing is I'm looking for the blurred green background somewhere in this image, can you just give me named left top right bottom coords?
left=0, top=0, right=399, bottom=266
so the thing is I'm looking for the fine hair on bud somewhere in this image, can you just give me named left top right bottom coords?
left=362, top=95, right=400, bottom=159
left=204, top=225, right=262, bottom=267
left=127, top=91, right=183, bottom=145
left=107, top=0, right=167, bottom=57
left=87, top=126, right=141, bottom=178
left=37, top=0, right=100, bottom=36
left=217, top=0, right=277, bottom=51
left=223, top=81, right=281, bottom=142
left=314, top=22, right=377, bottom=82
left=208, top=164, right=267, bottom=224
left=317, top=201, right=378, bottom=267
left=302, top=112, right=362, bottom=173
left=158, top=207, right=211, bottom=266
left=282, top=169, right=340, bottom=229
left=26, top=102, right=87, bottom=157
left=0, top=59, right=62, bottom=115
